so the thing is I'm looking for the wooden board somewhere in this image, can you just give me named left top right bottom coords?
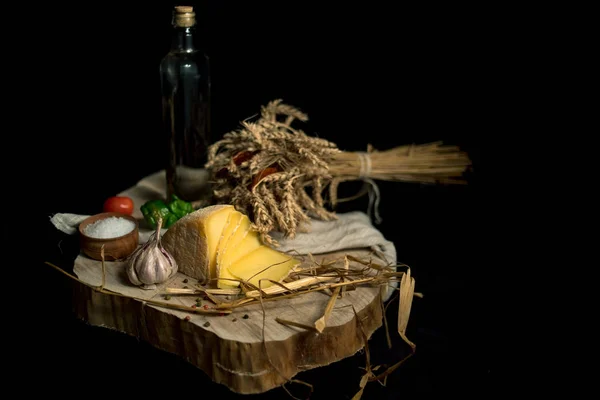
left=72, top=249, right=386, bottom=395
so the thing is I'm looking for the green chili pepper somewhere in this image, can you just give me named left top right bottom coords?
left=167, top=194, right=194, bottom=219
left=140, top=199, right=178, bottom=228
left=140, top=196, right=194, bottom=229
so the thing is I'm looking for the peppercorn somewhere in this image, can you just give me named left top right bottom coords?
left=243, top=314, right=249, bottom=319
left=203, top=321, right=211, bottom=327
left=183, top=279, right=188, bottom=283
left=164, top=295, right=171, bottom=300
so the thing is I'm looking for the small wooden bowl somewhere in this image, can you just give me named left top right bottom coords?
left=78, top=212, right=140, bottom=261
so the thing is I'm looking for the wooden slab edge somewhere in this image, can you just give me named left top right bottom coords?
left=71, top=280, right=383, bottom=394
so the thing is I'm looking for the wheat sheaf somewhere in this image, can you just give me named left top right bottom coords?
left=205, top=99, right=472, bottom=243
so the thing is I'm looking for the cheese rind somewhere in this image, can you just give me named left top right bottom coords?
left=227, top=245, right=301, bottom=289
left=161, top=204, right=235, bottom=283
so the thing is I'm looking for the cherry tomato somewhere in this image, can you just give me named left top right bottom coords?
left=103, top=196, right=134, bottom=215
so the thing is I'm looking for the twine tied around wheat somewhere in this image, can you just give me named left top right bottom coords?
left=205, top=99, right=472, bottom=244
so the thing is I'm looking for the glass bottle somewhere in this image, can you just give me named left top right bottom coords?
left=160, top=5, right=211, bottom=202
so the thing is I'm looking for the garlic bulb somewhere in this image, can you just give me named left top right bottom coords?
left=126, top=218, right=178, bottom=290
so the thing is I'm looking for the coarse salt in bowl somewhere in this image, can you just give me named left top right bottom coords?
left=84, top=216, right=136, bottom=238
left=79, top=212, right=140, bottom=261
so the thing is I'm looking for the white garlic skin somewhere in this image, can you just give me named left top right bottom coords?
left=126, top=231, right=178, bottom=290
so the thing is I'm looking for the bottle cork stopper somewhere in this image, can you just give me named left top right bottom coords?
left=175, top=6, right=193, bottom=13
left=173, top=5, right=196, bottom=27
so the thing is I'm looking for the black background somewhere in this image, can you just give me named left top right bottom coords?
left=15, top=1, right=498, bottom=398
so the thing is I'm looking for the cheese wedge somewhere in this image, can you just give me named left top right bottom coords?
left=161, top=203, right=300, bottom=289
left=161, top=204, right=236, bottom=283
left=217, top=222, right=262, bottom=288
left=227, top=245, right=301, bottom=289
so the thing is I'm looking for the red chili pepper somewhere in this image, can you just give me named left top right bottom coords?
left=215, top=151, right=259, bottom=180
left=249, top=166, right=279, bottom=190
left=232, top=150, right=258, bottom=165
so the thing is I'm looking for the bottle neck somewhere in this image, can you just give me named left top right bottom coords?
left=171, top=26, right=196, bottom=52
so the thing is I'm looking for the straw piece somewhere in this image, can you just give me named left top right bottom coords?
left=276, top=317, right=319, bottom=333
left=164, top=287, right=241, bottom=296
left=340, top=255, right=349, bottom=297
left=99, top=245, right=106, bottom=291
left=314, top=286, right=341, bottom=333
left=245, top=275, right=338, bottom=298
left=397, top=268, right=416, bottom=350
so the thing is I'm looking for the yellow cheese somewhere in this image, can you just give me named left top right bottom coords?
left=161, top=204, right=236, bottom=284
left=227, top=245, right=301, bottom=289
left=217, top=223, right=262, bottom=288
left=161, top=203, right=298, bottom=289
left=215, top=210, right=242, bottom=269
